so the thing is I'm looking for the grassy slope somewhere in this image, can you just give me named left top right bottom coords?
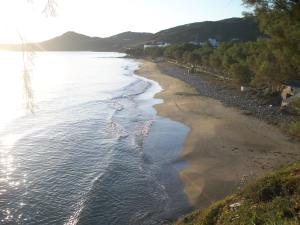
left=176, top=164, right=300, bottom=225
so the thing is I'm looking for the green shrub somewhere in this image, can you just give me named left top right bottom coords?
left=176, top=164, right=300, bottom=225
left=280, top=120, right=300, bottom=139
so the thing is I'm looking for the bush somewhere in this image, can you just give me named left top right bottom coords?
left=280, top=120, right=300, bottom=139
left=176, top=164, right=300, bottom=225
left=229, top=62, right=252, bottom=85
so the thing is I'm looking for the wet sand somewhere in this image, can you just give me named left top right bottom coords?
left=137, top=60, right=300, bottom=208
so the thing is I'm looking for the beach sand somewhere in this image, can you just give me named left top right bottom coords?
left=137, top=60, right=300, bottom=208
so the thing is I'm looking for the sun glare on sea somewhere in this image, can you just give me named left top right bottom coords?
left=0, top=52, right=30, bottom=131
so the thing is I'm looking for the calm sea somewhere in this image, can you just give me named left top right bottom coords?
left=0, top=52, right=190, bottom=225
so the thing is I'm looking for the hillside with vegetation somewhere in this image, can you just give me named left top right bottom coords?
left=176, top=163, right=300, bottom=225
left=127, top=0, right=300, bottom=138
left=0, top=17, right=260, bottom=52
left=149, top=17, right=260, bottom=44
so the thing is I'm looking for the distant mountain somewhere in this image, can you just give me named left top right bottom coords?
left=147, top=17, right=260, bottom=44
left=0, top=31, right=154, bottom=52
left=0, top=17, right=260, bottom=52
left=104, top=31, right=154, bottom=50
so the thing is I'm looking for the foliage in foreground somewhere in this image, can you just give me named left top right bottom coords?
left=175, top=163, right=300, bottom=225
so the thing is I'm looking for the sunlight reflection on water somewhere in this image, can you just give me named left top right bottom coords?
left=0, top=52, right=190, bottom=225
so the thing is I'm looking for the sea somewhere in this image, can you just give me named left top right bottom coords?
left=0, top=52, right=191, bottom=225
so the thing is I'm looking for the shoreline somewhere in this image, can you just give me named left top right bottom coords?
left=136, top=59, right=300, bottom=209
left=157, top=61, right=295, bottom=126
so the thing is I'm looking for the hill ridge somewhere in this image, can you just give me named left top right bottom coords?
left=0, top=17, right=260, bottom=52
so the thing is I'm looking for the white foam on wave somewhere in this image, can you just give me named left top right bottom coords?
left=104, top=101, right=129, bottom=139
left=107, top=120, right=129, bottom=139
left=127, top=118, right=155, bottom=156
left=139, top=119, right=154, bottom=138
left=111, top=79, right=152, bottom=100
left=64, top=172, right=105, bottom=225
left=112, top=101, right=124, bottom=112
left=63, top=199, right=85, bottom=225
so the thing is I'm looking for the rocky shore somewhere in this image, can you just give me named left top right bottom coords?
left=157, top=61, right=291, bottom=125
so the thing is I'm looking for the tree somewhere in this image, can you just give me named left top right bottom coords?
left=229, top=62, right=252, bottom=85
left=243, top=0, right=300, bottom=85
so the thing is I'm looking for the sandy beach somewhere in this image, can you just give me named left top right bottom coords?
left=137, top=60, right=300, bottom=208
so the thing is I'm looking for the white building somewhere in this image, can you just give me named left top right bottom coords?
left=231, top=37, right=240, bottom=42
left=208, top=38, right=219, bottom=48
left=189, top=38, right=220, bottom=48
left=189, top=41, right=205, bottom=46
left=144, top=42, right=170, bottom=49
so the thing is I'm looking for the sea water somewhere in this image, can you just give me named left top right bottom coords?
left=0, top=52, right=190, bottom=225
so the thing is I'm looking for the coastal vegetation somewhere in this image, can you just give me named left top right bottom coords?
left=126, top=0, right=300, bottom=138
left=175, top=163, right=300, bottom=225
left=149, top=17, right=260, bottom=44
left=126, top=0, right=300, bottom=93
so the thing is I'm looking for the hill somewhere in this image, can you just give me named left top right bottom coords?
left=176, top=163, right=300, bottom=225
left=0, top=17, right=260, bottom=52
left=0, top=31, right=154, bottom=52
left=148, top=17, right=260, bottom=44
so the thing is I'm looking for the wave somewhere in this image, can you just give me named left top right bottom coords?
left=112, top=101, right=124, bottom=112
left=139, top=119, right=154, bottom=137
left=105, top=77, right=153, bottom=141
left=65, top=158, right=171, bottom=225
left=125, top=118, right=155, bottom=158
left=64, top=199, right=85, bottom=225
left=106, top=120, right=129, bottom=139
left=111, top=79, right=152, bottom=100
left=64, top=170, right=108, bottom=225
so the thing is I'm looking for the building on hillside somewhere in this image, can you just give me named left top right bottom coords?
left=188, top=41, right=205, bottom=46
left=208, top=38, right=219, bottom=48
left=144, top=42, right=170, bottom=49
left=189, top=38, right=220, bottom=48
left=231, top=37, right=240, bottom=42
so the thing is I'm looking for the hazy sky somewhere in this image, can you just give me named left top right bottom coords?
left=0, top=0, right=247, bottom=43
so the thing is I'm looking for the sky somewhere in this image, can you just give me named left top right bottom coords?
left=0, top=0, right=248, bottom=44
